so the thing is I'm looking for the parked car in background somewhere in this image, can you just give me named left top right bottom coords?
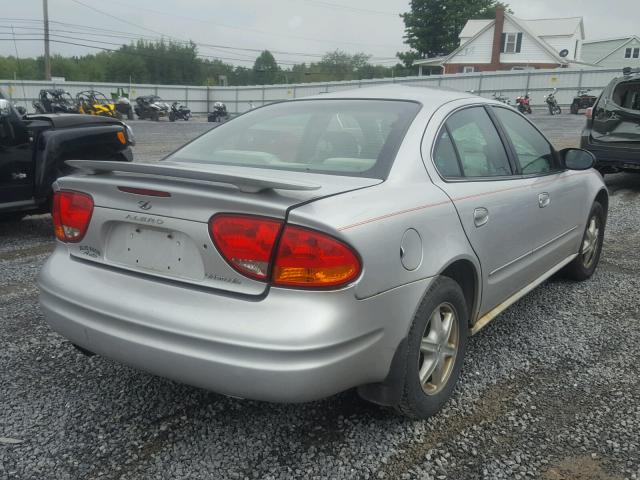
left=38, top=86, right=607, bottom=419
left=581, top=67, right=640, bottom=174
left=0, top=94, right=134, bottom=221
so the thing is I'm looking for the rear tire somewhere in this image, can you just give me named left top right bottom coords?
left=562, top=202, right=605, bottom=281
left=169, top=112, right=176, bottom=122
left=394, top=276, right=468, bottom=419
left=556, top=106, right=562, bottom=115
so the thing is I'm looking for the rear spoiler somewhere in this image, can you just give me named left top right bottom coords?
left=65, top=160, right=321, bottom=193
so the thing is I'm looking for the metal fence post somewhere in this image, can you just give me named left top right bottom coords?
left=185, top=86, right=188, bottom=106
left=206, top=84, right=210, bottom=114
left=262, top=86, right=265, bottom=106
left=292, top=85, right=296, bottom=99
left=477, top=73, right=483, bottom=96
left=525, top=70, right=532, bottom=93
left=235, top=87, right=239, bottom=114
left=577, top=69, right=584, bottom=90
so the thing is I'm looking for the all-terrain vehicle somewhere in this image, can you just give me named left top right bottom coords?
left=570, top=89, right=597, bottom=114
left=0, top=91, right=134, bottom=221
left=134, top=95, right=169, bottom=121
left=76, top=90, right=119, bottom=118
left=32, top=89, right=79, bottom=114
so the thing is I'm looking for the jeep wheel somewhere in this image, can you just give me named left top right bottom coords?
left=394, top=276, right=468, bottom=419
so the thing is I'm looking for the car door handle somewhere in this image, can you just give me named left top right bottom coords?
left=538, top=192, right=550, bottom=208
left=473, top=207, right=489, bottom=227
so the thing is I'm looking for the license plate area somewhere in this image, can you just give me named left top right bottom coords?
left=105, top=223, right=205, bottom=280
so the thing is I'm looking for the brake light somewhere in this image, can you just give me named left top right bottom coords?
left=209, top=214, right=282, bottom=280
left=51, top=191, right=94, bottom=242
left=208, top=215, right=361, bottom=288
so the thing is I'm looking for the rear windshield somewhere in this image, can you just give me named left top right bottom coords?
left=166, top=99, right=421, bottom=179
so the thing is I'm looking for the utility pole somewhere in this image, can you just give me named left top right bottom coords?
left=43, top=0, right=51, bottom=80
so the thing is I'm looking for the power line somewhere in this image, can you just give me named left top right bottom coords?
left=67, top=0, right=401, bottom=49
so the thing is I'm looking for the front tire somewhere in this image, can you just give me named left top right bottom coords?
left=562, top=202, right=605, bottom=280
left=394, top=276, right=468, bottom=419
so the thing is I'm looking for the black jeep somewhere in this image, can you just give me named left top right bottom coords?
left=581, top=68, right=640, bottom=174
left=0, top=91, right=134, bottom=221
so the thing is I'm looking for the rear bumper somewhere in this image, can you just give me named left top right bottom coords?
left=38, top=247, right=431, bottom=402
left=581, top=131, right=640, bottom=171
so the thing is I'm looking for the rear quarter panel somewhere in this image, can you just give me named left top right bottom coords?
left=287, top=104, right=480, bottom=303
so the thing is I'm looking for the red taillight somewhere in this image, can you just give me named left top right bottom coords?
left=51, top=191, right=94, bottom=242
left=208, top=214, right=361, bottom=288
left=273, top=225, right=361, bottom=288
left=209, top=214, right=282, bottom=280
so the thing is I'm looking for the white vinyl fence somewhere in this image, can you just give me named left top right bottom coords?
left=0, top=67, right=622, bottom=115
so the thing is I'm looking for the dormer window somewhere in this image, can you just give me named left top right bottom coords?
left=625, top=47, right=639, bottom=59
left=501, top=32, right=523, bottom=53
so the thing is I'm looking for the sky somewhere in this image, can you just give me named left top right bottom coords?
left=1, top=0, right=638, bottom=67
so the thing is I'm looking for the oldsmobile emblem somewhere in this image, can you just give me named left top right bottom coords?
left=138, top=200, right=152, bottom=210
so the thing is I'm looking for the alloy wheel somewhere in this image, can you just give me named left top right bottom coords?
left=418, top=302, right=459, bottom=396
left=581, top=215, right=600, bottom=268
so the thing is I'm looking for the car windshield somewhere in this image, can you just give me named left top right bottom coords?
left=166, top=99, right=421, bottom=179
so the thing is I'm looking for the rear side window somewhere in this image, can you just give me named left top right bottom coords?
left=433, top=129, right=462, bottom=177
left=167, top=99, right=421, bottom=179
left=492, top=107, right=556, bottom=175
left=438, top=107, right=512, bottom=178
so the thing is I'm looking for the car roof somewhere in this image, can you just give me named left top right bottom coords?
left=308, top=84, right=479, bottom=106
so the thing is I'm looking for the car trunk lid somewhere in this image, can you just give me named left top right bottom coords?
left=56, top=160, right=380, bottom=296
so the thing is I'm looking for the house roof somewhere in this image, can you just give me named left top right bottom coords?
left=583, top=36, right=639, bottom=45
left=458, top=15, right=583, bottom=41
left=519, top=17, right=582, bottom=37
left=413, top=56, right=447, bottom=66
left=593, top=36, right=640, bottom=64
left=459, top=19, right=492, bottom=39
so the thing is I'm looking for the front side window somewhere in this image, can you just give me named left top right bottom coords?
left=492, top=107, right=556, bottom=175
left=441, top=107, right=512, bottom=178
left=167, top=100, right=421, bottom=179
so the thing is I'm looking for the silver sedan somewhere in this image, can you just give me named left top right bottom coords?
left=38, top=86, right=607, bottom=418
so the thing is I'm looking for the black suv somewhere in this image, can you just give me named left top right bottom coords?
left=581, top=67, right=640, bottom=174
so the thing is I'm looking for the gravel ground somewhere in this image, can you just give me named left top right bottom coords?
left=1, top=112, right=639, bottom=480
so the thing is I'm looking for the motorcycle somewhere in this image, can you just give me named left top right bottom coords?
left=515, top=93, right=532, bottom=114
left=207, top=101, right=229, bottom=122
left=134, top=95, right=170, bottom=121
left=545, top=88, right=562, bottom=115
left=570, top=89, right=597, bottom=114
left=492, top=91, right=511, bottom=105
left=169, top=102, right=191, bottom=121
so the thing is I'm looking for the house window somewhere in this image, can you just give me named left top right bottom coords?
left=634, top=48, right=640, bottom=58
left=501, top=33, right=523, bottom=53
left=463, top=66, right=475, bottom=73
left=504, top=33, right=518, bottom=53
left=625, top=48, right=632, bottom=58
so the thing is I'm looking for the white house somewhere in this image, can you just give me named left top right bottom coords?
left=581, top=36, right=640, bottom=69
left=415, top=8, right=591, bottom=74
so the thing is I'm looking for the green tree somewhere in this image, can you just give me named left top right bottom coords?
left=398, top=0, right=512, bottom=67
left=318, top=50, right=370, bottom=81
left=253, top=50, right=279, bottom=85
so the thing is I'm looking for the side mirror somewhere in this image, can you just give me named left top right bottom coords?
left=0, top=98, right=11, bottom=118
left=560, top=148, right=595, bottom=170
